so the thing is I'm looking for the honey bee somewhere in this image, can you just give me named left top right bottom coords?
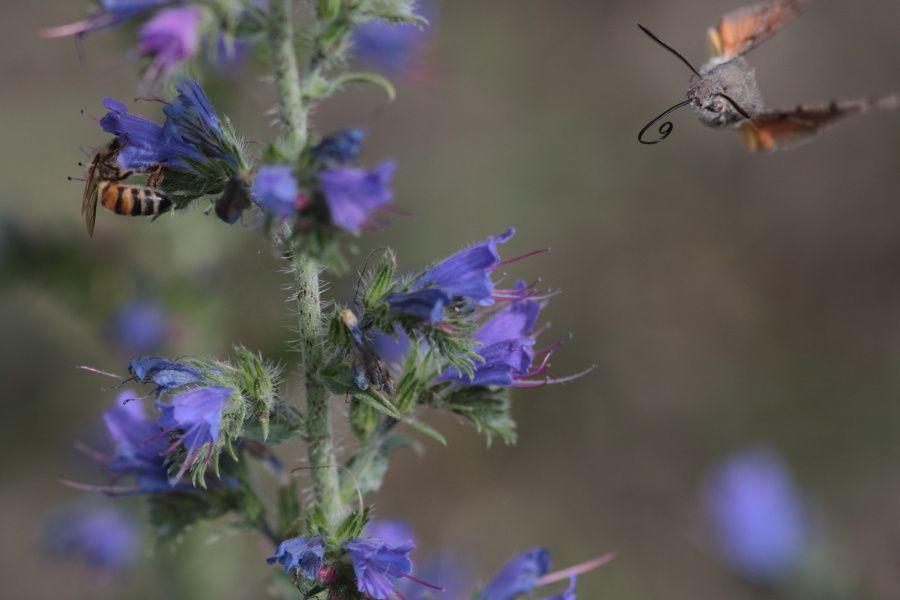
left=81, top=138, right=172, bottom=237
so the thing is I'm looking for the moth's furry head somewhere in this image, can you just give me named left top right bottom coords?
left=688, top=58, right=765, bottom=127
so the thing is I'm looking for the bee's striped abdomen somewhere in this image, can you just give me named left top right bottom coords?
left=98, top=182, right=172, bottom=217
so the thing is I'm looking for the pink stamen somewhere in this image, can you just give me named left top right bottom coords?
left=522, top=352, right=553, bottom=378
left=162, top=433, right=186, bottom=455
left=40, top=14, right=113, bottom=38
left=514, top=364, right=598, bottom=388
left=59, top=478, right=137, bottom=495
left=80, top=109, right=100, bottom=123
left=142, top=426, right=175, bottom=448
left=73, top=440, right=110, bottom=463
left=400, top=572, right=444, bottom=591
left=535, top=552, right=616, bottom=587
left=497, top=247, right=550, bottom=268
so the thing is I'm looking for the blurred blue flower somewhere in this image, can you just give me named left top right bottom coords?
left=41, top=0, right=173, bottom=38
left=352, top=1, right=437, bottom=74
left=128, top=356, right=205, bottom=397
left=252, top=166, right=299, bottom=217
left=320, top=161, right=396, bottom=234
left=702, top=446, right=810, bottom=582
left=100, top=97, right=203, bottom=170
left=386, top=228, right=515, bottom=323
left=344, top=537, right=418, bottom=600
left=113, top=300, right=167, bottom=354
left=104, top=390, right=167, bottom=478
left=266, top=535, right=326, bottom=579
left=365, top=519, right=416, bottom=547
left=43, top=503, right=140, bottom=571
left=311, top=129, right=367, bottom=164
left=480, top=547, right=550, bottom=600
left=138, top=6, right=205, bottom=87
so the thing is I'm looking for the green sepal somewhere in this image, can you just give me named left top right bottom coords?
left=334, top=507, right=371, bottom=544
left=349, top=397, right=380, bottom=441
left=440, top=386, right=517, bottom=445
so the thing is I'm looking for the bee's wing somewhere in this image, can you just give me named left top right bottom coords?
left=708, top=0, right=809, bottom=61
left=739, top=96, right=899, bottom=152
left=82, top=161, right=99, bottom=237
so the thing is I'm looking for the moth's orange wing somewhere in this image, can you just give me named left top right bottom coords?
left=740, top=96, right=899, bottom=152
left=708, top=0, right=809, bottom=60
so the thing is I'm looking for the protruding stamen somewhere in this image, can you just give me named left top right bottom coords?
left=535, top=552, right=616, bottom=587
left=514, top=364, right=598, bottom=388
left=59, top=478, right=137, bottom=495
left=497, top=247, right=550, bottom=268
left=73, top=440, right=109, bottom=463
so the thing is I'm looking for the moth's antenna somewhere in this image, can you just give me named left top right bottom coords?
left=638, top=99, right=691, bottom=145
left=638, top=24, right=701, bottom=78
left=719, top=93, right=752, bottom=120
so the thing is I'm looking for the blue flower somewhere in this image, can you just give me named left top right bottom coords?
left=386, top=228, right=515, bottom=323
left=352, top=1, right=437, bottom=74
left=128, top=356, right=205, bottom=397
left=442, top=284, right=541, bottom=387
left=267, top=535, right=326, bottom=580
left=480, top=547, right=550, bottom=600
left=540, top=576, right=576, bottom=600
left=320, top=161, right=396, bottom=234
left=43, top=503, right=140, bottom=571
left=365, top=519, right=416, bottom=547
left=163, top=78, right=235, bottom=165
left=156, top=386, right=233, bottom=455
left=702, top=446, right=810, bottom=582
left=41, top=0, right=173, bottom=38
left=344, top=537, right=416, bottom=600
left=100, top=97, right=203, bottom=170
left=104, top=390, right=167, bottom=477
left=139, top=6, right=205, bottom=87
left=113, top=300, right=167, bottom=354
left=252, top=166, right=299, bottom=217
left=311, top=129, right=366, bottom=164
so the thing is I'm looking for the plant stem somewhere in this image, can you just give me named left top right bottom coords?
left=268, top=0, right=306, bottom=154
left=291, top=251, right=343, bottom=526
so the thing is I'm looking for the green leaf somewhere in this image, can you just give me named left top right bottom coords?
left=441, top=387, right=517, bottom=445
left=353, top=387, right=403, bottom=420
left=401, top=417, right=446, bottom=446
left=342, top=434, right=420, bottom=497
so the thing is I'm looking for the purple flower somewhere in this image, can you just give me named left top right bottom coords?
left=252, top=166, right=299, bottom=217
left=157, top=386, right=232, bottom=456
left=365, top=520, right=416, bottom=547
left=41, top=0, right=173, bottom=38
left=540, top=576, right=577, bottom=600
left=386, top=228, right=516, bottom=323
left=104, top=390, right=168, bottom=478
left=352, top=1, right=437, bottom=74
left=702, top=446, right=810, bottom=582
left=311, top=129, right=366, bottom=164
left=113, top=300, right=167, bottom=354
left=43, top=503, right=140, bottom=571
left=344, top=537, right=417, bottom=600
left=138, top=6, right=205, bottom=87
left=443, top=284, right=541, bottom=387
left=320, top=161, right=396, bottom=234
left=480, top=547, right=550, bottom=600
left=267, top=535, right=326, bottom=579
left=128, top=356, right=205, bottom=397
left=100, top=97, right=203, bottom=170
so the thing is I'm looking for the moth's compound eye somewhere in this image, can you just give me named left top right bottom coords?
left=707, top=99, right=725, bottom=113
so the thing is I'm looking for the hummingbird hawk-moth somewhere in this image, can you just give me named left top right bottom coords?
left=638, top=0, right=898, bottom=151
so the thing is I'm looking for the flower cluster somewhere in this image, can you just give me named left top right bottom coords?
left=268, top=521, right=611, bottom=600
left=42, top=1, right=266, bottom=88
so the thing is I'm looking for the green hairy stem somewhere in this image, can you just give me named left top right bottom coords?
left=268, top=0, right=307, bottom=154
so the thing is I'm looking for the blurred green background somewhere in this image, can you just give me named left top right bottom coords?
left=3, top=1, right=900, bottom=598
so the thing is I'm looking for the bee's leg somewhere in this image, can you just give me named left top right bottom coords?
left=146, top=164, right=165, bottom=187
left=114, top=170, right=134, bottom=181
